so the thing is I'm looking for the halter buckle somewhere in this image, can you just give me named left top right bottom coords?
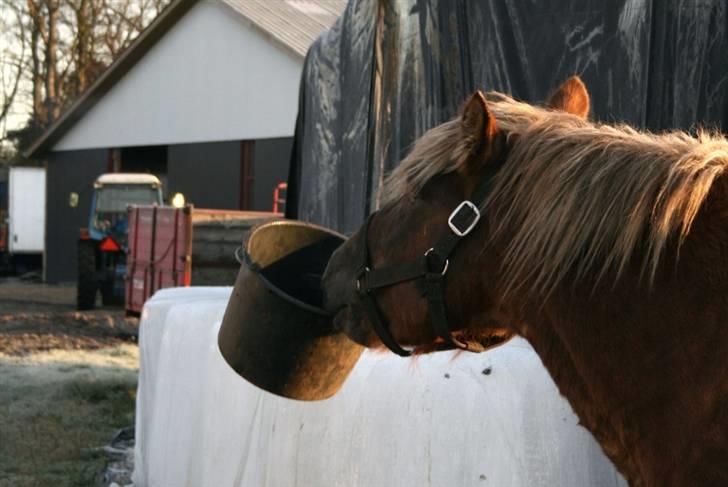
left=424, top=248, right=449, bottom=275
left=448, top=200, right=480, bottom=237
left=355, top=267, right=371, bottom=293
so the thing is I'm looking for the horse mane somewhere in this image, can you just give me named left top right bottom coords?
left=381, top=91, right=728, bottom=296
left=380, top=117, right=471, bottom=206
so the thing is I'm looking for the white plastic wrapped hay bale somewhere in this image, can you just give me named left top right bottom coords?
left=133, top=287, right=626, bottom=487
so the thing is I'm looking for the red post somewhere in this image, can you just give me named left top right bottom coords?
left=273, top=182, right=287, bottom=214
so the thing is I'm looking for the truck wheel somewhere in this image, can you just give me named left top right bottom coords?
left=77, top=240, right=97, bottom=310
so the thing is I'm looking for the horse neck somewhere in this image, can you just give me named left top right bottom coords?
left=491, top=206, right=728, bottom=486
left=500, top=295, right=645, bottom=484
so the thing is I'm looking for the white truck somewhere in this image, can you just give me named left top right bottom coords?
left=1, top=167, right=46, bottom=273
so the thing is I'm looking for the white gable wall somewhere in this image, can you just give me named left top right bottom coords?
left=54, top=1, right=302, bottom=151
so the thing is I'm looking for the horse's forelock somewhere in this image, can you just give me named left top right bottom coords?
left=379, top=118, right=469, bottom=207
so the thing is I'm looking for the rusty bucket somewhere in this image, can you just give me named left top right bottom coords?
left=218, top=221, right=363, bottom=401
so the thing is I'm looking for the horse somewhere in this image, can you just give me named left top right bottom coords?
left=322, top=76, right=728, bottom=487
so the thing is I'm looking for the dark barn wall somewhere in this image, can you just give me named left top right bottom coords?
left=121, top=145, right=169, bottom=189
left=46, top=148, right=108, bottom=283
left=167, top=141, right=241, bottom=209
left=252, top=137, right=292, bottom=211
left=45, top=138, right=290, bottom=281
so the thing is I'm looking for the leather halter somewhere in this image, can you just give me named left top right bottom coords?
left=355, top=159, right=503, bottom=357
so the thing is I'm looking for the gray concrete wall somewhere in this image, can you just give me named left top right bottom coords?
left=167, top=141, right=241, bottom=209
left=46, top=148, right=108, bottom=283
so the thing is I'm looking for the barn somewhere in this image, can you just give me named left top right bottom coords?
left=26, top=0, right=346, bottom=283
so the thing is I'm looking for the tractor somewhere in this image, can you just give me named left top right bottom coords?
left=77, top=173, right=163, bottom=310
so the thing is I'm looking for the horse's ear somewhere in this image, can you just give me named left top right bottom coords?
left=547, top=76, right=590, bottom=119
left=461, top=90, right=498, bottom=149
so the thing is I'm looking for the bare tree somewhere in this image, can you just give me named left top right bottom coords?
left=2, top=0, right=171, bottom=155
left=0, top=1, right=26, bottom=134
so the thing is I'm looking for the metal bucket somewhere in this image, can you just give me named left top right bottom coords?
left=218, top=221, right=363, bottom=401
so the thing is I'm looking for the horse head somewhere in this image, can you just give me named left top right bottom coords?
left=323, top=77, right=590, bottom=354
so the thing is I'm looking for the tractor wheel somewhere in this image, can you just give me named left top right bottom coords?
left=77, top=240, right=97, bottom=310
left=101, top=279, right=124, bottom=306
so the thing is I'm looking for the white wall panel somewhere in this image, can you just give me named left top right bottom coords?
left=55, top=1, right=302, bottom=151
left=8, top=167, right=46, bottom=253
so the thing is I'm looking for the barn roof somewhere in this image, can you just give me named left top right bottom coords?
left=222, top=0, right=345, bottom=57
left=26, top=0, right=346, bottom=158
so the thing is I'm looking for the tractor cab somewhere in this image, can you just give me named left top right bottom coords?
left=77, top=173, right=163, bottom=309
left=89, top=174, right=162, bottom=242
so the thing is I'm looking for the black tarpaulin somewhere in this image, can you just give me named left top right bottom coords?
left=287, top=0, right=728, bottom=234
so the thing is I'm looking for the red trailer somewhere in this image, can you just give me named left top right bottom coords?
left=126, top=206, right=192, bottom=314
left=126, top=205, right=276, bottom=314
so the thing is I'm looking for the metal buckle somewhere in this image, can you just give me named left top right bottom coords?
left=424, top=248, right=449, bottom=275
left=355, top=267, right=370, bottom=292
left=448, top=200, right=480, bottom=237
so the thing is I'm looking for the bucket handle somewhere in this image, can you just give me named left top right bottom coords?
left=235, top=246, right=262, bottom=273
left=234, top=245, right=245, bottom=265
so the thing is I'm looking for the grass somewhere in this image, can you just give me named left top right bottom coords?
left=0, top=345, right=138, bottom=487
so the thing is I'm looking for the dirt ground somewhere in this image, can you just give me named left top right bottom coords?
left=0, top=278, right=138, bottom=356
left=0, top=278, right=139, bottom=487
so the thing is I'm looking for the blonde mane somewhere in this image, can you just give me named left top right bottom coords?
left=381, top=91, right=728, bottom=296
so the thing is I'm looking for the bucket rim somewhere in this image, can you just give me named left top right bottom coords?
left=242, top=220, right=346, bottom=317
left=250, top=219, right=347, bottom=240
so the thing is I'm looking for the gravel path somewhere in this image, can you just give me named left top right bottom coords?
left=0, top=278, right=138, bottom=356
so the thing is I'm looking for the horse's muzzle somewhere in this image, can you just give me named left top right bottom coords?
left=321, top=247, right=348, bottom=314
left=322, top=227, right=364, bottom=313
left=322, top=238, right=381, bottom=348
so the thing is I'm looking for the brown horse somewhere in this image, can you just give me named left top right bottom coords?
left=322, top=77, right=728, bottom=487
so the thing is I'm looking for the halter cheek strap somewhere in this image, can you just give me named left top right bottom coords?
left=355, top=159, right=501, bottom=357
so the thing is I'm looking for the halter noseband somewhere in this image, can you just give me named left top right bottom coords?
left=355, top=160, right=502, bottom=357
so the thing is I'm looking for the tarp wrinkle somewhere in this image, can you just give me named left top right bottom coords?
left=288, top=0, right=728, bottom=232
